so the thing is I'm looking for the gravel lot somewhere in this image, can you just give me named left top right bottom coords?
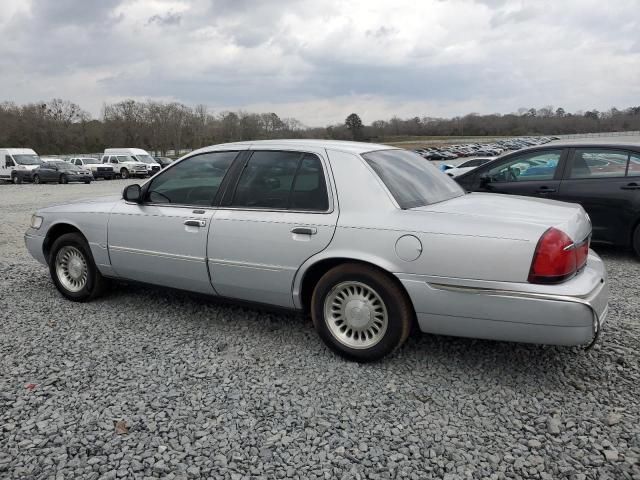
left=1, top=180, right=639, bottom=480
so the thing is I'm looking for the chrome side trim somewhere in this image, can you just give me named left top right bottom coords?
left=428, top=282, right=602, bottom=349
left=109, top=245, right=205, bottom=263
left=208, top=258, right=296, bottom=272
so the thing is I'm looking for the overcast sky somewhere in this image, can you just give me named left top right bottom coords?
left=1, top=0, right=639, bottom=126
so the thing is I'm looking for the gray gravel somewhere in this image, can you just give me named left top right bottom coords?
left=1, top=180, right=640, bottom=480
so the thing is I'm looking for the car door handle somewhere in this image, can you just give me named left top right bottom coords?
left=536, top=187, right=557, bottom=193
left=291, top=226, right=317, bottom=235
left=184, top=219, right=206, bottom=227
left=621, top=183, right=640, bottom=190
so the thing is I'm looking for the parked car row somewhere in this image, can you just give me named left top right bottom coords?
left=414, top=136, right=558, bottom=160
left=0, top=147, right=174, bottom=184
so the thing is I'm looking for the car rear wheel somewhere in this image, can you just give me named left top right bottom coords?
left=311, top=263, right=413, bottom=362
left=633, top=224, right=640, bottom=258
left=49, top=233, right=107, bottom=302
left=120, top=168, right=129, bottom=179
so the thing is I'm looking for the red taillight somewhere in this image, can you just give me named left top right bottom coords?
left=528, top=228, right=589, bottom=284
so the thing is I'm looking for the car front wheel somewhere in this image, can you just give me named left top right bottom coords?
left=49, top=233, right=107, bottom=301
left=120, top=168, right=129, bottom=179
left=12, top=174, right=22, bottom=184
left=33, top=175, right=41, bottom=184
left=311, top=263, right=413, bottom=362
left=59, top=174, right=68, bottom=184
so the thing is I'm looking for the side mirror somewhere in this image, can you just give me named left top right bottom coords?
left=123, top=184, right=142, bottom=203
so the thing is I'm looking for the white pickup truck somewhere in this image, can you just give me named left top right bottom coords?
left=68, top=157, right=115, bottom=180
left=101, top=152, right=148, bottom=179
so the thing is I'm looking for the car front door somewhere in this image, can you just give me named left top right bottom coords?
left=40, top=163, right=56, bottom=181
left=108, top=150, right=241, bottom=294
left=208, top=148, right=338, bottom=308
left=556, top=148, right=639, bottom=245
left=467, top=148, right=567, bottom=198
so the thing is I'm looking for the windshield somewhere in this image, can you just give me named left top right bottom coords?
left=56, top=162, right=75, bottom=170
left=362, top=149, right=465, bottom=209
left=133, top=154, right=157, bottom=164
left=13, top=154, right=42, bottom=165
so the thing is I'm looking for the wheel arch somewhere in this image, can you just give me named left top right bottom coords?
left=42, top=222, right=87, bottom=262
left=294, top=254, right=414, bottom=315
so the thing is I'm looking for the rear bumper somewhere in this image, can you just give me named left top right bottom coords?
left=397, top=251, right=608, bottom=347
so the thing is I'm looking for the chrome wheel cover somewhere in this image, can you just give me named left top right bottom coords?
left=324, top=281, right=388, bottom=349
left=55, top=246, right=88, bottom=292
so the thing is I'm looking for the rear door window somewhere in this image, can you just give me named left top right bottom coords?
left=231, top=151, right=329, bottom=211
left=568, top=149, right=629, bottom=179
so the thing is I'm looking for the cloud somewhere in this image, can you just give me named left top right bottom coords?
left=0, top=0, right=638, bottom=125
left=147, top=11, right=182, bottom=26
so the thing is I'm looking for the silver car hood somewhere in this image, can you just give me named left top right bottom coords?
left=413, top=192, right=591, bottom=242
left=37, top=195, right=121, bottom=214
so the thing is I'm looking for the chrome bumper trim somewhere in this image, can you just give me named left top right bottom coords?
left=428, top=282, right=605, bottom=349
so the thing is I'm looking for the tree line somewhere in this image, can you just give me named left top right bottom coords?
left=1, top=99, right=639, bottom=155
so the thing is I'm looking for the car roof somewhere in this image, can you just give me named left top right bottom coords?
left=191, top=139, right=398, bottom=156
left=516, top=141, right=640, bottom=152
left=104, top=148, right=150, bottom=154
left=2, top=148, right=38, bottom=154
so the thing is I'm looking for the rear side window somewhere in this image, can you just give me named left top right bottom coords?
left=569, top=149, right=629, bottom=179
left=362, top=149, right=464, bottom=209
left=231, top=151, right=329, bottom=211
left=627, top=153, right=640, bottom=177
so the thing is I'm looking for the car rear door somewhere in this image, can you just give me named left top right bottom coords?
left=208, top=147, right=338, bottom=308
left=463, top=148, right=567, bottom=198
left=556, top=147, right=639, bottom=245
left=108, top=150, right=242, bottom=294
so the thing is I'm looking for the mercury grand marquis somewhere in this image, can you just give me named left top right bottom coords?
left=25, top=140, right=609, bottom=361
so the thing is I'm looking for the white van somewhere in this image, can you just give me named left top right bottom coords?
left=103, top=148, right=160, bottom=177
left=0, top=148, right=43, bottom=184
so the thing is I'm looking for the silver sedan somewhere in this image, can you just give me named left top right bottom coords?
left=25, top=140, right=608, bottom=361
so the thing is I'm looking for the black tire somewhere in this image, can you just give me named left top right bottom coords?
left=84, top=180, right=91, bottom=184
left=48, top=232, right=107, bottom=302
left=633, top=223, right=640, bottom=258
left=120, top=168, right=129, bottom=179
left=311, top=263, right=414, bottom=362
left=59, top=174, right=68, bottom=184
left=12, top=174, right=22, bottom=184
left=33, top=175, right=41, bottom=184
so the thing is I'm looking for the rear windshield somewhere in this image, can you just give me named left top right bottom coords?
left=362, top=149, right=465, bottom=209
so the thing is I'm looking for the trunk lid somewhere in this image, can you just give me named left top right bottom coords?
left=414, top=192, right=591, bottom=243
